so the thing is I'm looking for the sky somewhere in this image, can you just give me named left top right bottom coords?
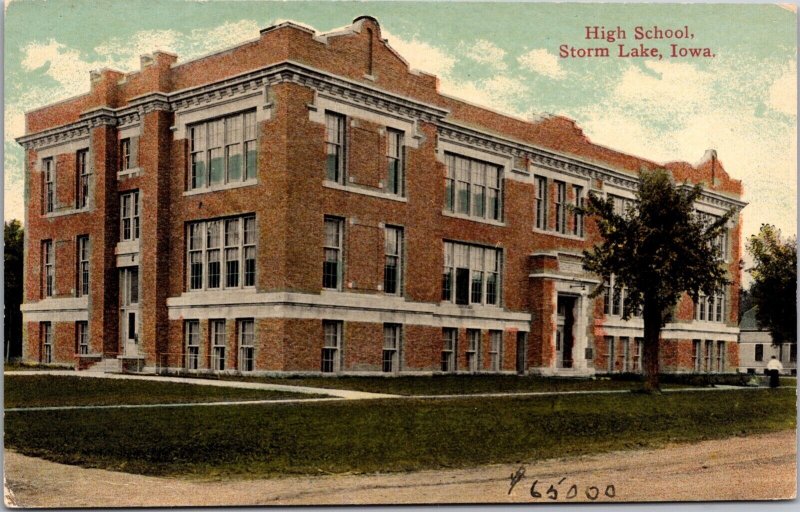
left=4, top=1, right=797, bottom=258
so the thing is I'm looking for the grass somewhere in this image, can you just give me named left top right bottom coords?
left=4, top=375, right=322, bottom=408
left=183, top=373, right=689, bottom=395
left=5, top=387, right=794, bottom=478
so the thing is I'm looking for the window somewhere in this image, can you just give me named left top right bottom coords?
left=186, top=215, right=256, bottom=291
left=189, top=111, right=257, bottom=190
left=384, top=226, right=403, bottom=294
left=238, top=319, right=255, bottom=372
left=467, top=329, right=480, bottom=372
left=606, top=336, right=615, bottom=372
left=77, top=149, right=90, bottom=208
left=42, top=240, right=54, bottom=298
left=489, top=330, right=502, bottom=371
left=697, top=212, right=729, bottom=262
left=534, top=176, right=547, bottom=230
left=76, top=321, right=89, bottom=355
left=444, top=153, right=502, bottom=221
left=695, top=292, right=725, bottom=323
left=442, top=241, right=501, bottom=306
left=755, top=344, right=764, bottom=362
left=325, top=112, right=346, bottom=184
left=77, top=236, right=89, bottom=297
left=619, top=336, right=630, bottom=372
left=321, top=320, right=342, bottom=373
left=121, top=267, right=139, bottom=306
left=120, top=138, right=131, bottom=170
left=323, top=217, right=343, bottom=290
left=716, top=341, right=725, bottom=372
left=632, top=337, right=643, bottom=372
left=693, top=339, right=702, bottom=371
left=441, top=328, right=457, bottom=372
left=383, top=324, right=401, bottom=373
left=704, top=340, right=713, bottom=372
left=610, top=194, right=635, bottom=216
left=41, top=322, right=53, bottom=363
left=120, top=191, right=140, bottom=241
left=554, top=181, right=566, bottom=234
left=43, top=158, right=54, bottom=213
left=386, top=129, right=404, bottom=196
left=185, top=320, right=200, bottom=370
left=211, top=320, right=226, bottom=371
left=572, top=185, right=584, bottom=237
left=602, top=275, right=640, bottom=318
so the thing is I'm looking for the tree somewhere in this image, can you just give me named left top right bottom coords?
left=746, top=224, right=796, bottom=347
left=4, top=219, right=24, bottom=361
left=579, top=169, right=733, bottom=391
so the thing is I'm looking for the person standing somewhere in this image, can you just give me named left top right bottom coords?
left=766, top=355, right=783, bottom=388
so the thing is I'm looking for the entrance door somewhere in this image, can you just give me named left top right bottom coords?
left=120, top=267, right=140, bottom=356
left=556, top=295, right=575, bottom=368
left=516, top=331, right=528, bottom=375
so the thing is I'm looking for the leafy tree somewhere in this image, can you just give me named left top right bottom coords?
left=579, top=169, right=733, bottom=391
left=4, top=219, right=24, bottom=360
left=746, top=224, right=796, bottom=347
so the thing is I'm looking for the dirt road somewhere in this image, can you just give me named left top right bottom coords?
left=4, top=430, right=796, bottom=507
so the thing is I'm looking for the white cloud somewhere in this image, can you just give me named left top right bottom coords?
left=613, top=60, right=714, bottom=118
left=767, top=60, right=797, bottom=116
left=382, top=29, right=456, bottom=78
left=463, top=40, right=507, bottom=70
left=517, top=49, right=565, bottom=79
left=21, top=39, right=98, bottom=97
left=441, top=75, right=528, bottom=116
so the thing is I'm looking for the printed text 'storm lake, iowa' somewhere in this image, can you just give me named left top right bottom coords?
left=560, top=25, right=715, bottom=59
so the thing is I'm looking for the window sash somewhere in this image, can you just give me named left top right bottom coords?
left=44, top=158, right=55, bottom=213
left=77, top=237, right=90, bottom=296
left=386, top=129, right=404, bottom=196
left=384, top=226, right=402, bottom=295
left=43, top=241, right=54, bottom=297
left=489, top=330, right=502, bottom=371
left=321, top=321, right=341, bottom=373
left=572, top=185, right=584, bottom=236
left=325, top=113, right=345, bottom=183
left=188, top=111, right=257, bottom=190
left=120, top=139, right=131, bottom=170
left=323, top=218, right=343, bottom=290
left=187, top=215, right=255, bottom=291
left=77, top=322, right=89, bottom=355
left=445, top=153, right=502, bottom=221
left=442, top=242, right=501, bottom=306
left=77, top=150, right=90, bottom=208
left=555, top=181, right=566, bottom=233
left=382, top=324, right=400, bottom=373
left=441, top=328, right=457, bottom=372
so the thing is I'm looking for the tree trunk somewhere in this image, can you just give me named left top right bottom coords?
left=642, top=296, right=662, bottom=392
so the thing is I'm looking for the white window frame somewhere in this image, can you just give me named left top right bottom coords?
left=694, top=291, right=725, bottom=323
left=384, top=226, right=403, bottom=295
left=704, top=339, right=713, bottom=372
left=444, top=152, right=503, bottom=222
left=76, top=321, right=89, bottom=355
left=42, top=322, right=53, bottom=363
left=606, top=336, right=615, bottom=373
left=441, top=328, right=457, bottom=372
left=466, top=329, right=481, bottom=373
left=322, top=320, right=342, bottom=373
left=185, top=320, right=200, bottom=370
left=325, top=112, right=346, bottom=184
left=188, top=110, right=257, bottom=191
left=716, top=340, right=725, bottom=372
left=186, top=215, right=256, bottom=292
left=554, top=180, right=566, bottom=234
left=43, top=240, right=54, bottom=298
left=442, top=241, right=502, bottom=306
left=77, top=149, right=91, bottom=209
left=382, top=323, right=401, bottom=373
left=77, top=235, right=90, bottom=297
left=534, top=176, right=547, bottom=230
left=43, top=157, right=55, bottom=213
left=693, top=339, right=702, bottom=372
left=386, top=129, right=404, bottom=196
left=120, top=191, right=140, bottom=242
left=120, top=138, right=131, bottom=171
left=238, top=319, right=255, bottom=372
left=323, top=217, right=344, bottom=290
left=572, top=184, right=584, bottom=237
left=211, top=320, right=226, bottom=371
left=489, top=330, right=502, bottom=371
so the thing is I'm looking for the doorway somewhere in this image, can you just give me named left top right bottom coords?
left=120, top=267, right=139, bottom=356
left=556, top=295, right=576, bottom=368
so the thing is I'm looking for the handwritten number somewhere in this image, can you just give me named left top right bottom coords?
left=546, top=484, right=558, bottom=500
left=530, top=480, right=541, bottom=499
left=586, top=486, right=600, bottom=501
left=566, top=484, right=578, bottom=499
left=605, top=484, right=616, bottom=498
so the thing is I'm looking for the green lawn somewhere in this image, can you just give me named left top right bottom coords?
left=5, top=387, right=794, bottom=478
left=4, top=375, right=322, bottom=408
left=196, top=373, right=685, bottom=395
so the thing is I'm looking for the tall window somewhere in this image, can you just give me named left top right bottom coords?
left=534, top=176, right=547, bottom=230
left=442, top=241, right=501, bottom=306
left=120, top=138, right=131, bottom=170
left=632, top=337, right=643, bottom=372
left=386, top=129, right=404, bottom=196
left=716, top=341, right=725, bottom=372
left=693, top=339, right=702, bottom=371
left=186, top=215, right=256, bottom=291
left=610, top=194, right=634, bottom=216
left=754, top=343, right=764, bottom=362
left=466, top=329, right=481, bottom=372
left=77, top=236, right=89, bottom=297
left=120, top=191, right=140, bottom=241
left=238, top=319, right=255, bottom=372
left=619, top=336, right=630, bottom=372
left=704, top=340, right=713, bottom=372
left=42, top=240, right=54, bottom=298
left=444, top=153, right=502, bottom=221
left=695, top=292, right=725, bottom=323
left=383, top=324, right=401, bottom=373
left=41, top=322, right=53, bottom=363
left=489, top=330, right=502, bottom=371
left=211, top=320, right=226, bottom=371
left=384, top=226, right=403, bottom=295
left=572, top=185, right=584, bottom=237
left=323, top=217, right=343, bottom=290
left=189, top=110, right=257, bottom=190
left=603, top=275, right=640, bottom=318
left=77, top=149, right=90, bottom=208
left=554, top=181, right=566, bottom=234
left=325, top=112, right=345, bottom=184
left=43, top=158, right=54, bottom=213
left=185, top=320, right=200, bottom=370
left=606, top=336, right=615, bottom=372
left=76, top=321, right=89, bottom=355
left=441, top=328, right=457, bottom=372
left=321, top=320, right=342, bottom=373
